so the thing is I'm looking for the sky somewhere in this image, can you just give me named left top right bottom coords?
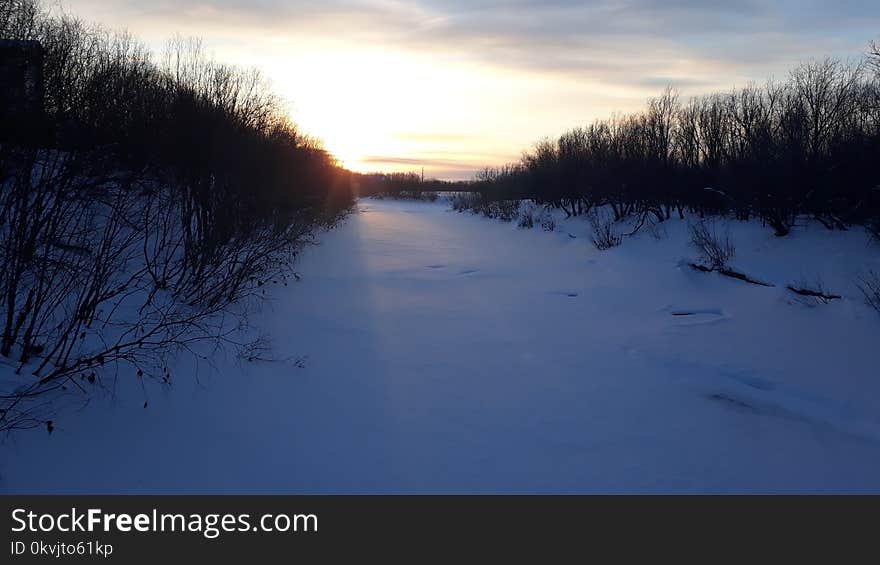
left=63, top=1, right=880, bottom=180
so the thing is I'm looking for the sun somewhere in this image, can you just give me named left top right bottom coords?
left=328, top=145, right=365, bottom=172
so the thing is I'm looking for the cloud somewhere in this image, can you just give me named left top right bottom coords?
left=361, top=155, right=454, bottom=166
left=394, top=132, right=484, bottom=144
left=360, top=150, right=516, bottom=180
left=68, top=0, right=880, bottom=92
left=361, top=153, right=501, bottom=169
left=63, top=0, right=880, bottom=178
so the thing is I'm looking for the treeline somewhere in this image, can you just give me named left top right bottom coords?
left=0, top=0, right=353, bottom=431
left=2, top=1, right=352, bottom=220
left=468, top=49, right=880, bottom=237
left=355, top=171, right=470, bottom=199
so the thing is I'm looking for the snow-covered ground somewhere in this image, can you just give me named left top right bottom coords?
left=3, top=198, right=880, bottom=493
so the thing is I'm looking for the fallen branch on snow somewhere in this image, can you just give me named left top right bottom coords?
left=688, top=263, right=775, bottom=287
left=786, top=285, right=841, bottom=302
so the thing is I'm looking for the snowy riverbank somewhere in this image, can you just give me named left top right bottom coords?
left=3, top=198, right=880, bottom=493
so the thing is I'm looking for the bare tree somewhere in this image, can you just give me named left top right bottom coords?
left=1, top=0, right=354, bottom=433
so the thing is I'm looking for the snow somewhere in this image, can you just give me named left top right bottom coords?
left=2, top=198, right=880, bottom=493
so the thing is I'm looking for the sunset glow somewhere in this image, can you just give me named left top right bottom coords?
left=63, top=0, right=880, bottom=179
left=6, top=0, right=880, bottom=501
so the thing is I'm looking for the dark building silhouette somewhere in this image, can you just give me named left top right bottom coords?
left=0, top=39, right=44, bottom=139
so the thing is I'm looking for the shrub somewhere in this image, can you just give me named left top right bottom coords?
left=492, top=200, right=520, bottom=222
left=589, top=210, right=622, bottom=250
left=518, top=209, right=535, bottom=229
left=867, top=217, right=880, bottom=243
left=381, top=190, right=440, bottom=202
left=690, top=220, right=735, bottom=270
left=858, top=271, right=880, bottom=314
left=539, top=211, right=556, bottom=231
left=450, top=192, right=480, bottom=212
